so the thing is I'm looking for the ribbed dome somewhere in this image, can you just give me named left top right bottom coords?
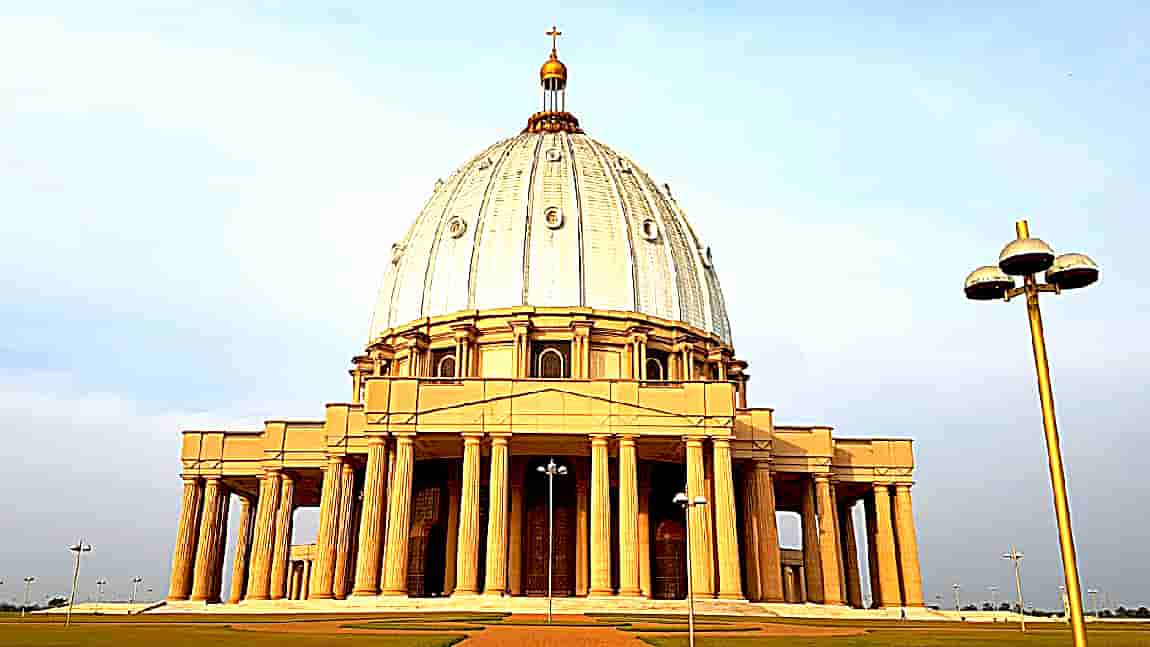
left=369, top=131, right=732, bottom=343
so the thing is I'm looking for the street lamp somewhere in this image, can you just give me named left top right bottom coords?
left=96, top=578, right=107, bottom=605
left=674, top=491, right=707, bottom=647
left=964, top=219, right=1096, bottom=646
left=988, top=585, right=999, bottom=612
left=66, top=539, right=92, bottom=628
left=952, top=582, right=962, bottom=612
left=22, top=577, right=35, bottom=619
left=1003, top=547, right=1027, bottom=632
left=535, top=458, right=568, bottom=624
left=130, top=577, right=143, bottom=604
left=1087, top=589, right=1099, bottom=618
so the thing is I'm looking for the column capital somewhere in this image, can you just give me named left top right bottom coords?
left=682, top=435, right=706, bottom=446
left=813, top=473, right=832, bottom=483
left=181, top=475, right=200, bottom=485
left=203, top=475, right=222, bottom=483
left=392, top=433, right=416, bottom=445
left=489, top=433, right=510, bottom=446
left=325, top=455, right=344, bottom=467
left=589, top=434, right=611, bottom=445
left=280, top=471, right=295, bottom=484
left=366, top=435, right=386, bottom=447
left=461, top=432, right=484, bottom=445
left=712, top=436, right=732, bottom=448
left=340, top=462, right=355, bottom=476
left=752, top=459, right=773, bottom=473
left=893, top=481, right=915, bottom=490
left=263, top=466, right=283, bottom=476
left=617, top=434, right=638, bottom=445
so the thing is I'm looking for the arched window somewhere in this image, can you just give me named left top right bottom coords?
left=645, top=357, right=664, bottom=381
left=538, top=348, right=565, bottom=379
left=436, top=354, right=456, bottom=378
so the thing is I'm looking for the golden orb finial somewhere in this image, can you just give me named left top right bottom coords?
left=526, top=25, right=581, bottom=134
left=540, top=25, right=568, bottom=90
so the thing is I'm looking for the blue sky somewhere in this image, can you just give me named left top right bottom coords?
left=1, top=1, right=1148, bottom=609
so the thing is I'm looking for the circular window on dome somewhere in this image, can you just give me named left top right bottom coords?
left=701, top=245, right=713, bottom=268
left=640, top=218, right=660, bottom=242
left=390, top=243, right=405, bottom=265
left=446, top=217, right=468, bottom=239
left=544, top=207, right=564, bottom=230
left=545, top=148, right=563, bottom=162
left=614, top=157, right=633, bottom=174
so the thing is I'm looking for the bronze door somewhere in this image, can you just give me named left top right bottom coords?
left=653, top=519, right=686, bottom=599
left=524, top=485, right=575, bottom=596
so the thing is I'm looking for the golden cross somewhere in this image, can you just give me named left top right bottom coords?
left=546, top=25, right=562, bottom=53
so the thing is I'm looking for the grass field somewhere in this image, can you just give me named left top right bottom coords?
left=1, top=612, right=1146, bottom=646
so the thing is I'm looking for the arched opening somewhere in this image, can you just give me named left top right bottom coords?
left=530, top=342, right=571, bottom=378
left=538, top=348, right=564, bottom=379
left=436, top=354, right=456, bottom=378
left=645, top=357, right=664, bottom=380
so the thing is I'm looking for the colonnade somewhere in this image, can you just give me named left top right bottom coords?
left=168, top=436, right=923, bottom=608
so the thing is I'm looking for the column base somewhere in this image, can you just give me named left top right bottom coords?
left=587, top=589, right=615, bottom=597
left=716, top=593, right=746, bottom=601
left=482, top=590, right=507, bottom=597
left=618, top=588, right=641, bottom=597
left=451, top=590, right=480, bottom=597
left=380, top=590, right=408, bottom=597
left=309, top=593, right=334, bottom=600
left=351, top=588, right=381, bottom=597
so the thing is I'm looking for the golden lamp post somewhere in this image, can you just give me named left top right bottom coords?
left=964, top=219, right=1099, bottom=647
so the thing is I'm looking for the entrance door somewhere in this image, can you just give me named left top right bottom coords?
left=524, top=470, right=576, bottom=596
left=653, top=519, right=686, bottom=599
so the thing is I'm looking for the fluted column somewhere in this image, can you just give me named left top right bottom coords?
left=815, top=475, right=843, bottom=605
left=589, top=434, right=612, bottom=595
left=191, top=477, right=224, bottom=602
left=228, top=495, right=255, bottom=604
left=872, top=484, right=903, bottom=607
left=754, top=461, right=784, bottom=602
left=740, top=464, right=762, bottom=601
left=701, top=463, right=716, bottom=596
left=508, top=470, right=525, bottom=596
left=637, top=465, right=652, bottom=598
left=711, top=438, right=742, bottom=599
left=864, top=494, right=882, bottom=608
left=800, top=477, right=824, bottom=603
left=209, top=493, right=230, bottom=601
left=269, top=473, right=295, bottom=600
left=575, top=461, right=590, bottom=596
left=684, top=437, right=711, bottom=597
left=381, top=434, right=415, bottom=595
left=453, top=433, right=483, bottom=595
left=353, top=437, right=388, bottom=596
left=483, top=434, right=510, bottom=595
left=333, top=462, right=357, bottom=599
left=783, top=565, right=797, bottom=603
left=301, top=560, right=312, bottom=600
left=617, top=435, right=640, bottom=596
left=893, top=484, right=925, bottom=606
left=840, top=501, right=863, bottom=608
left=246, top=470, right=281, bottom=600
left=309, top=458, right=344, bottom=599
left=443, top=475, right=461, bottom=595
left=167, top=477, right=203, bottom=601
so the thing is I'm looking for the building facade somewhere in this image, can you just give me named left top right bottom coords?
left=166, top=37, right=925, bottom=611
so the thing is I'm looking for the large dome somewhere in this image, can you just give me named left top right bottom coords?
left=370, top=130, right=732, bottom=345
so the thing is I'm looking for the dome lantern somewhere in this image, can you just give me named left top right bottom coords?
left=526, top=25, right=582, bottom=134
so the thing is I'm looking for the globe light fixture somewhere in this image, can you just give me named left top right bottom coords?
left=66, top=539, right=92, bottom=628
left=965, top=219, right=1098, bottom=647
left=1003, top=547, right=1027, bottom=633
left=674, top=490, right=707, bottom=647
left=536, top=458, right=567, bottom=624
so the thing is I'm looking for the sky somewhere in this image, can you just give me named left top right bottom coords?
left=1, top=1, right=1148, bottom=610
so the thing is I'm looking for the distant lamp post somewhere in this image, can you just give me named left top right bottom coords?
left=964, top=219, right=1097, bottom=647
left=535, top=458, right=568, bottom=624
left=674, top=491, right=707, bottom=647
left=1087, top=589, right=1099, bottom=618
left=952, top=582, right=962, bottom=612
left=988, top=585, right=999, bottom=611
left=66, top=539, right=92, bottom=628
left=130, top=577, right=143, bottom=604
left=22, top=577, right=36, bottom=619
left=95, top=578, right=107, bottom=605
left=1003, top=547, right=1027, bottom=632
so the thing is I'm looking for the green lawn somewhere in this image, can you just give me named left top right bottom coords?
left=637, top=625, right=1150, bottom=647
left=0, top=624, right=466, bottom=647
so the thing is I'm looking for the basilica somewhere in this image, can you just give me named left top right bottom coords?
left=166, top=33, right=924, bottom=612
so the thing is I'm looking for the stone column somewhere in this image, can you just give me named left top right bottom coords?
left=754, top=462, right=784, bottom=602
left=575, top=461, right=590, bottom=596
left=783, top=565, right=797, bottom=603
left=353, top=437, right=388, bottom=596
left=684, top=437, right=712, bottom=597
left=637, top=465, right=652, bottom=598
left=893, top=484, right=925, bottom=606
left=617, top=435, right=640, bottom=596
left=800, top=477, right=824, bottom=603
left=209, top=493, right=230, bottom=601
left=589, top=434, right=613, bottom=596
left=228, top=495, right=255, bottom=604
left=167, top=477, right=203, bottom=601
left=333, top=462, right=357, bottom=599
left=309, top=458, right=344, bottom=599
left=797, top=565, right=807, bottom=603
left=739, top=465, right=762, bottom=601
left=191, top=477, right=225, bottom=602
left=711, top=438, right=743, bottom=599
left=287, top=563, right=298, bottom=600
left=815, top=475, right=843, bottom=605
left=381, top=434, right=415, bottom=595
left=246, top=470, right=281, bottom=600
left=830, top=485, right=847, bottom=603
left=840, top=501, right=863, bottom=608
left=443, top=474, right=461, bottom=595
left=872, top=484, right=903, bottom=607
left=483, top=434, right=510, bottom=595
left=301, top=560, right=312, bottom=600
left=508, top=469, right=525, bottom=596
left=702, top=462, right=716, bottom=596
left=453, top=433, right=483, bottom=595
left=864, top=494, right=882, bottom=608
left=269, top=474, right=295, bottom=600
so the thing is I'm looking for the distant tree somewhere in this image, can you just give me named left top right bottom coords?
left=999, top=602, right=1012, bottom=612
left=981, top=602, right=993, bottom=611
left=1137, top=607, right=1150, bottom=618
left=962, top=604, right=979, bottom=612
left=1100, top=609, right=1113, bottom=618
left=46, top=596, right=67, bottom=608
